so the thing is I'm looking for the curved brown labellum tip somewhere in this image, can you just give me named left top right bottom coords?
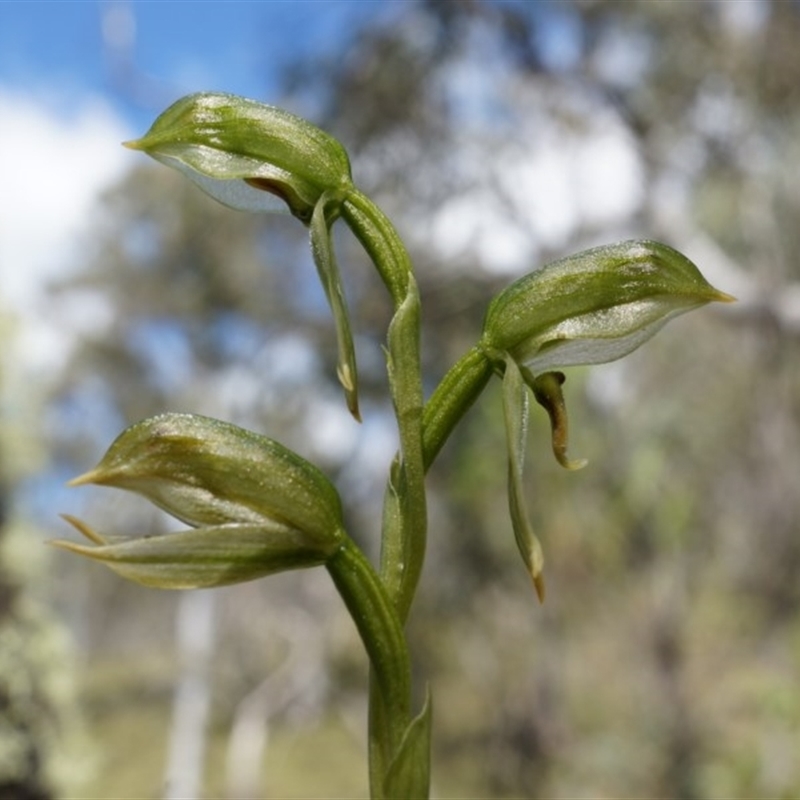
left=529, top=370, right=588, bottom=471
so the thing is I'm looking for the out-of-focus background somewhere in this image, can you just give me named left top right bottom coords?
left=1, top=1, right=798, bottom=797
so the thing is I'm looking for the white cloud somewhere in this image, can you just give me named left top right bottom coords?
left=420, top=90, right=643, bottom=277
left=502, top=137, right=580, bottom=251
left=0, top=87, right=135, bottom=376
left=576, top=126, right=643, bottom=227
left=0, top=87, right=134, bottom=306
left=428, top=189, right=535, bottom=275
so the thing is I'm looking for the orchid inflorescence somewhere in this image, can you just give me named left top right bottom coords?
left=54, top=92, right=732, bottom=799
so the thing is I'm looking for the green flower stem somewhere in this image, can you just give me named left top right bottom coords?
left=341, top=190, right=410, bottom=307
left=341, top=190, right=427, bottom=798
left=326, top=536, right=412, bottom=794
left=383, top=278, right=426, bottom=618
left=341, top=190, right=426, bottom=624
left=326, top=537, right=411, bottom=723
left=421, top=345, right=495, bottom=470
left=340, top=194, right=511, bottom=799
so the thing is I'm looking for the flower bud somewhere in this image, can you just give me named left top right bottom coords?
left=124, top=92, right=353, bottom=222
left=481, top=240, right=734, bottom=375
left=125, top=93, right=362, bottom=418
left=54, top=413, right=345, bottom=589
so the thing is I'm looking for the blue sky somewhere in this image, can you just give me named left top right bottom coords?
left=0, top=1, right=400, bottom=313
left=0, top=1, right=395, bottom=129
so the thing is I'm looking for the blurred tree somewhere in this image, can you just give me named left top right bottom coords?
left=1, top=313, right=86, bottom=798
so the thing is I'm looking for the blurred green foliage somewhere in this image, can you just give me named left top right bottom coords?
left=1, top=323, right=88, bottom=798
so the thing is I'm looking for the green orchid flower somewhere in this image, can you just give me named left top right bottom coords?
left=123, top=92, right=353, bottom=221
left=479, top=239, right=734, bottom=598
left=53, top=413, right=345, bottom=589
left=125, top=92, right=361, bottom=418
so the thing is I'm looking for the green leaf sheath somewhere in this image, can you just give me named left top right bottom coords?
left=383, top=691, right=433, bottom=800
left=384, top=278, right=426, bottom=621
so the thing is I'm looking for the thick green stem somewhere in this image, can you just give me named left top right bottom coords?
left=341, top=191, right=427, bottom=798
left=341, top=190, right=426, bottom=623
left=341, top=191, right=409, bottom=306
left=326, top=537, right=411, bottom=794
left=383, top=278, right=427, bottom=621
left=340, top=195, right=494, bottom=800
left=422, top=345, right=495, bottom=470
